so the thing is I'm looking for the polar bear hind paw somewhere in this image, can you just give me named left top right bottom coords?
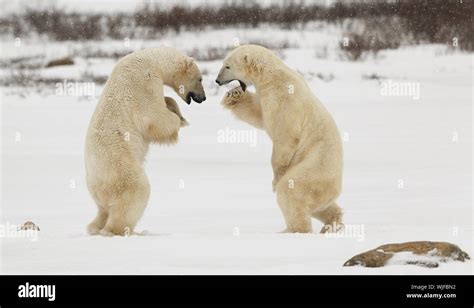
left=98, top=228, right=115, bottom=237
left=320, top=223, right=345, bottom=234
left=87, top=225, right=101, bottom=235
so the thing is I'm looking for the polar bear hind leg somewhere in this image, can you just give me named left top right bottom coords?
left=312, top=202, right=344, bottom=234
left=99, top=174, right=150, bottom=236
left=276, top=181, right=313, bottom=233
left=87, top=207, right=108, bottom=235
left=275, top=161, right=343, bottom=234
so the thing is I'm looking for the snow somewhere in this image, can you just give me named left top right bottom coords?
left=0, top=29, right=472, bottom=274
left=386, top=249, right=454, bottom=268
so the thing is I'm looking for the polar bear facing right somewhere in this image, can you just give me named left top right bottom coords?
left=216, top=45, right=343, bottom=233
left=85, top=47, right=205, bottom=236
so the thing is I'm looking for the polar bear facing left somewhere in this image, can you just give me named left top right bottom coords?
left=85, top=47, right=205, bottom=236
left=216, top=45, right=343, bottom=234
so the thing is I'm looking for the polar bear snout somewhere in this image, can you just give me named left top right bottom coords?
left=215, top=77, right=228, bottom=86
left=215, top=69, right=231, bottom=86
left=187, top=91, right=206, bottom=104
left=215, top=75, right=247, bottom=92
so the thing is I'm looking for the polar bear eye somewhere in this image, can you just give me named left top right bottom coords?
left=199, top=78, right=202, bottom=82
left=225, top=66, right=230, bottom=69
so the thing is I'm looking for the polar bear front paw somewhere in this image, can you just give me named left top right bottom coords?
left=222, top=87, right=245, bottom=106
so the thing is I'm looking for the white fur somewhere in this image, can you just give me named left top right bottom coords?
left=219, top=45, right=344, bottom=233
left=85, top=47, right=202, bottom=236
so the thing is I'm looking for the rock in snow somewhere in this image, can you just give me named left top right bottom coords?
left=344, top=241, right=470, bottom=268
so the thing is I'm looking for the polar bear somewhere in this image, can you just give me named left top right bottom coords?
left=85, top=47, right=205, bottom=236
left=216, top=45, right=343, bottom=233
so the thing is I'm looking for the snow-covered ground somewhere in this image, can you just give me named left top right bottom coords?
left=0, top=30, right=472, bottom=274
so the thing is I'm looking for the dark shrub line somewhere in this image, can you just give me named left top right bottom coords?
left=0, top=0, right=472, bottom=50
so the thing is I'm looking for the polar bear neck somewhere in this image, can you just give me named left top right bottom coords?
left=246, top=50, right=286, bottom=90
left=145, top=48, right=187, bottom=87
left=251, top=61, right=284, bottom=91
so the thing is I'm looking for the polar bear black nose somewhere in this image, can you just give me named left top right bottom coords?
left=196, top=95, right=206, bottom=103
left=215, top=79, right=222, bottom=85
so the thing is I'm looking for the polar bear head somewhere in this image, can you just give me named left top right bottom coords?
left=215, top=44, right=278, bottom=91
left=174, top=57, right=207, bottom=104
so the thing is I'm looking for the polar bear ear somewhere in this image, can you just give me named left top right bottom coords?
left=243, top=53, right=263, bottom=74
left=184, top=57, right=194, bottom=71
